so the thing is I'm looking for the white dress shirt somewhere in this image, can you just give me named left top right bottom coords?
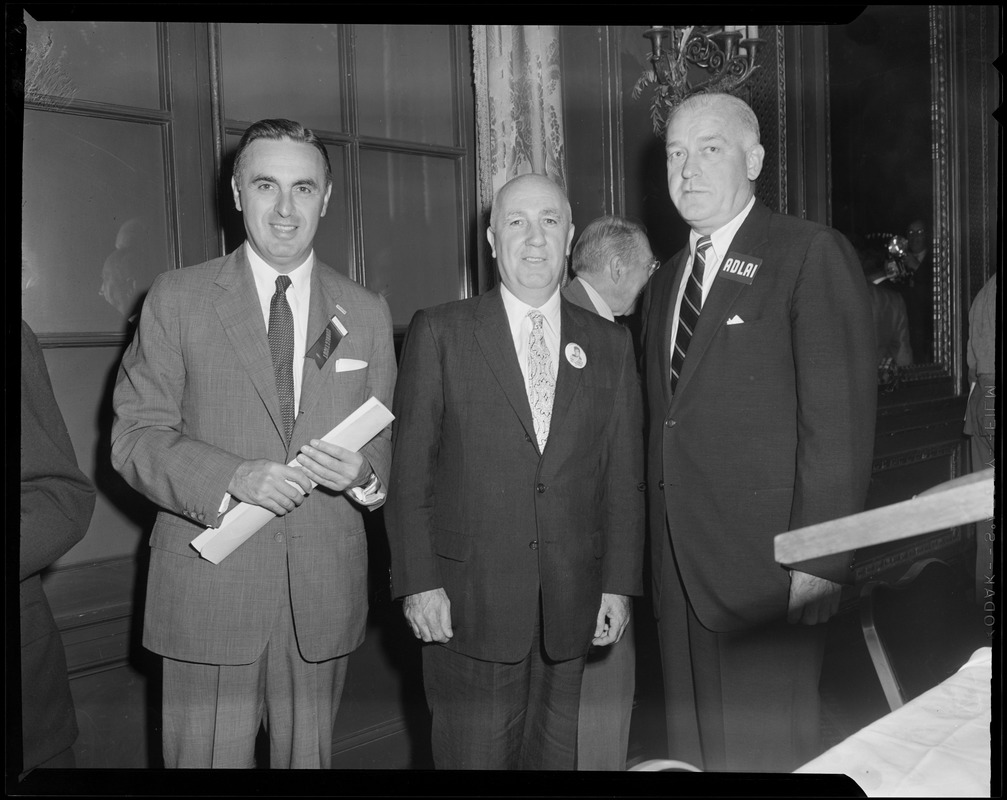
left=246, top=243, right=312, bottom=415
left=500, top=284, right=562, bottom=390
left=669, top=196, right=756, bottom=364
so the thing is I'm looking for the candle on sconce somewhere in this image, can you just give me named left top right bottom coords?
left=748, top=25, right=759, bottom=40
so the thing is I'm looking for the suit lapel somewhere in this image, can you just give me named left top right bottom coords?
left=547, top=299, right=586, bottom=452
left=562, top=277, right=594, bottom=314
left=213, top=248, right=287, bottom=444
left=473, top=289, right=538, bottom=446
left=296, top=260, right=344, bottom=425
left=672, top=202, right=771, bottom=404
left=651, top=250, right=688, bottom=410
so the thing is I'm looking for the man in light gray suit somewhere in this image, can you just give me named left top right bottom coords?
left=112, top=119, right=396, bottom=769
left=563, top=215, right=655, bottom=770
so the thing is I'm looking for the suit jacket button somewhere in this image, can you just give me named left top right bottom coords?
left=536, top=483, right=546, bottom=493
left=637, top=482, right=646, bottom=492
left=274, top=532, right=284, bottom=543
left=665, top=419, right=676, bottom=427
left=529, top=540, right=538, bottom=550
left=658, top=480, right=665, bottom=490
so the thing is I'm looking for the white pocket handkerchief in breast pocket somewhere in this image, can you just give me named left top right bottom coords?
left=726, top=315, right=745, bottom=326
left=335, top=358, right=368, bottom=372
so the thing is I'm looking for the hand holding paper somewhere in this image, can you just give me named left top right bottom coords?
left=227, top=459, right=314, bottom=516
left=191, top=396, right=394, bottom=564
left=296, top=440, right=368, bottom=493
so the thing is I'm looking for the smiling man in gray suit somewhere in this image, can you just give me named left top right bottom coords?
left=112, top=119, right=395, bottom=769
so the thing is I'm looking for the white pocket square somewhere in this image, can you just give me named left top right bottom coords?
left=726, top=315, right=745, bottom=326
left=335, top=358, right=368, bottom=372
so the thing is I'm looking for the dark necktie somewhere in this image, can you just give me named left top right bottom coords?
left=671, top=236, right=712, bottom=393
left=268, top=274, right=295, bottom=443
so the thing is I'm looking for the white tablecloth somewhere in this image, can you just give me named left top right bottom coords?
left=796, top=647, right=992, bottom=796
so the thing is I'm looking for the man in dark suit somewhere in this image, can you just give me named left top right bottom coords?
left=640, top=93, right=876, bottom=772
left=565, top=215, right=658, bottom=321
left=111, top=119, right=396, bottom=768
left=563, top=215, right=655, bottom=771
left=20, top=320, right=96, bottom=777
left=385, top=174, right=645, bottom=770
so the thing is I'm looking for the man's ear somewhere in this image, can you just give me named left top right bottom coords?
left=609, top=256, right=625, bottom=284
left=320, top=181, right=333, bottom=217
left=746, top=144, right=765, bottom=181
left=231, top=177, right=242, bottom=212
left=486, top=227, right=496, bottom=259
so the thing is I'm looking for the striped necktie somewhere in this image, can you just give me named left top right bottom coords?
left=671, top=236, right=712, bottom=393
left=268, top=274, right=295, bottom=444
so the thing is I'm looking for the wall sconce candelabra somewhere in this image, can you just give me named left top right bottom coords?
left=633, top=25, right=763, bottom=136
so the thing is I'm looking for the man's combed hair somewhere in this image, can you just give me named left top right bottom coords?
left=666, top=92, right=761, bottom=148
left=571, top=216, right=648, bottom=276
left=232, top=118, right=333, bottom=185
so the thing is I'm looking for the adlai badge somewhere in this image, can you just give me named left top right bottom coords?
left=719, top=252, right=763, bottom=285
left=306, top=309, right=348, bottom=369
left=565, top=342, right=587, bottom=369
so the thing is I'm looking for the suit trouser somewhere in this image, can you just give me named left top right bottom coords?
left=966, top=374, right=995, bottom=602
left=576, top=613, right=636, bottom=770
left=160, top=570, right=349, bottom=769
left=656, top=529, right=826, bottom=773
left=422, top=609, right=586, bottom=770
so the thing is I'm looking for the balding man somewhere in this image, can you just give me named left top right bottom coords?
left=640, top=93, right=876, bottom=772
left=386, top=174, right=645, bottom=770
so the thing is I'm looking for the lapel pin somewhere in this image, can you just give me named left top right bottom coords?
left=565, top=342, right=587, bottom=369
left=720, top=252, right=763, bottom=285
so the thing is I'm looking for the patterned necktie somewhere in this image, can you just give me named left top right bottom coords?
left=671, top=236, right=712, bottom=394
left=268, top=274, right=295, bottom=444
left=527, top=310, right=555, bottom=451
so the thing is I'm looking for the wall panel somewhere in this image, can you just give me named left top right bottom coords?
left=22, top=111, right=170, bottom=338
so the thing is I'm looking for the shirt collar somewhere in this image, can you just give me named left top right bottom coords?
left=500, top=283, right=562, bottom=336
left=245, top=242, right=313, bottom=297
left=577, top=277, right=616, bottom=321
left=689, top=195, right=756, bottom=259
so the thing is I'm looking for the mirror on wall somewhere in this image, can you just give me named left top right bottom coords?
left=827, top=5, right=955, bottom=388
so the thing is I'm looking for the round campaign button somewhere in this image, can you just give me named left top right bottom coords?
left=565, top=342, right=586, bottom=369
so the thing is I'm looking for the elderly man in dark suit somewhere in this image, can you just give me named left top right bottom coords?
left=20, top=320, right=96, bottom=776
left=640, top=93, right=876, bottom=772
left=565, top=215, right=658, bottom=322
left=112, top=119, right=396, bottom=768
left=563, top=215, right=655, bottom=771
left=385, top=174, right=645, bottom=770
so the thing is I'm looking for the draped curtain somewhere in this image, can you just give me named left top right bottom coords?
left=472, top=25, right=567, bottom=223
